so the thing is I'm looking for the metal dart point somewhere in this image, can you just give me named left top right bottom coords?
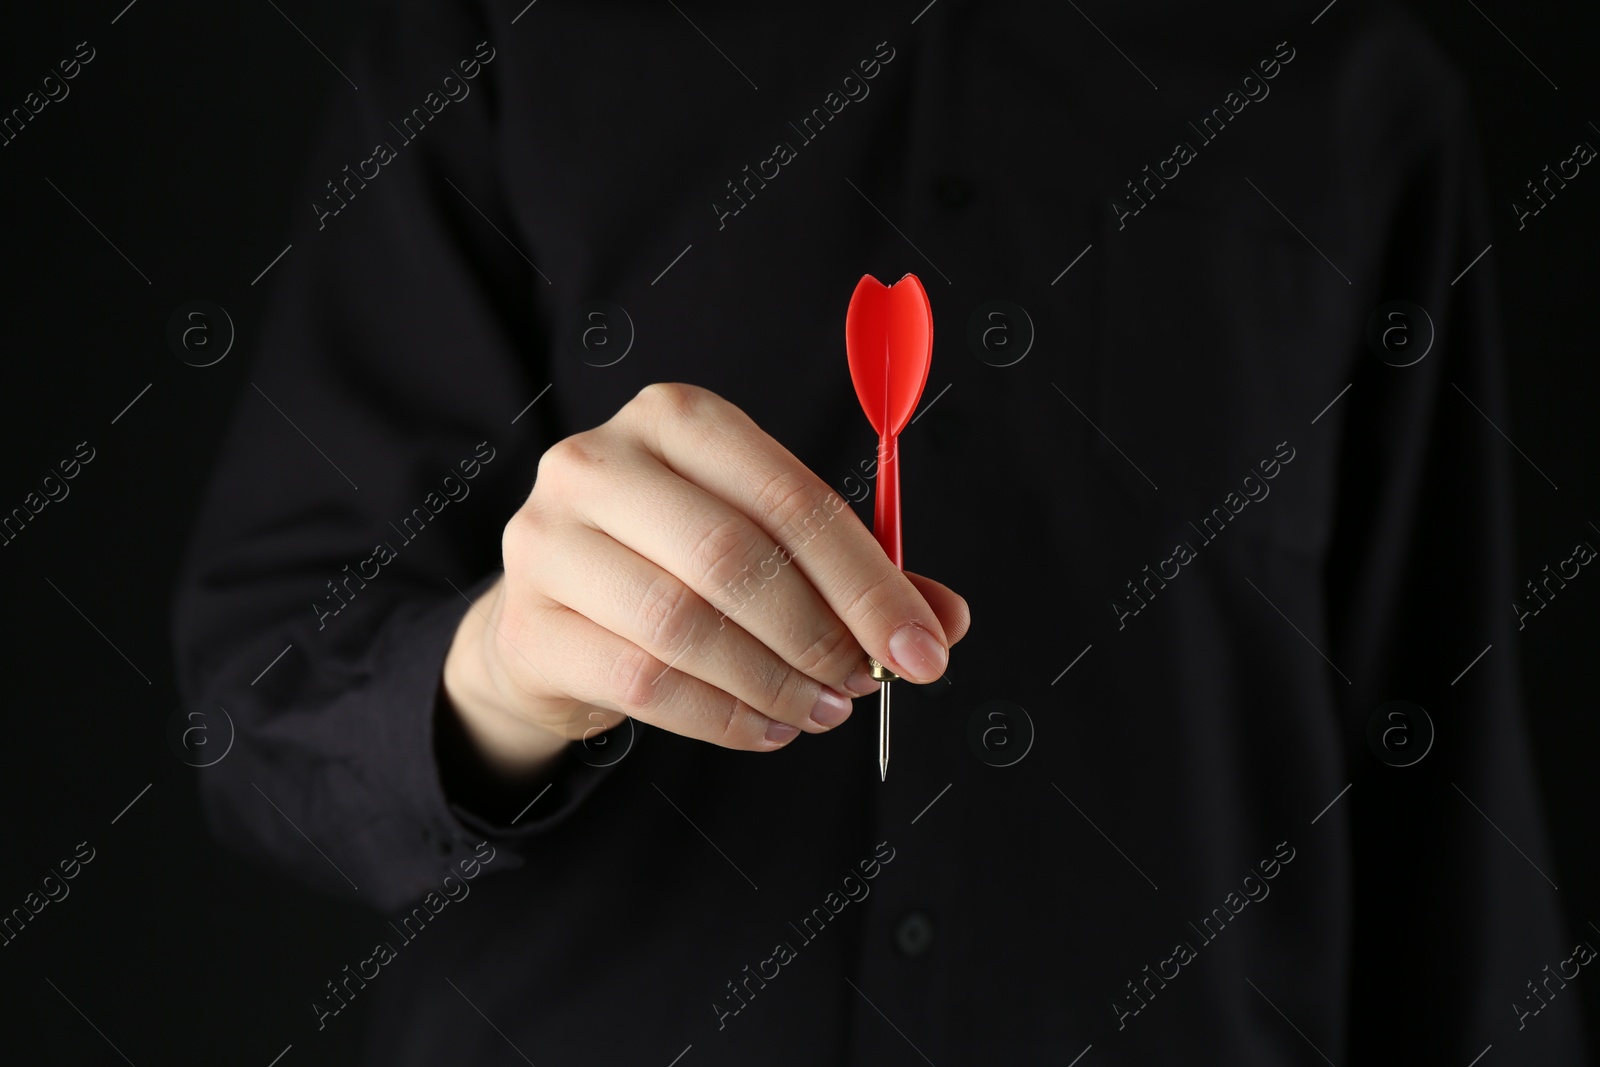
left=868, top=657, right=900, bottom=780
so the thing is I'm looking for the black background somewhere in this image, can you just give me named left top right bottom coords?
left=0, top=1, right=1594, bottom=1063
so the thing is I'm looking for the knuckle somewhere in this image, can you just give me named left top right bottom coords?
left=713, top=694, right=747, bottom=749
left=791, top=621, right=860, bottom=679
left=636, top=575, right=700, bottom=654
left=838, top=566, right=904, bottom=632
left=502, top=505, right=560, bottom=588
left=611, top=645, right=665, bottom=713
left=635, top=381, right=704, bottom=422
left=536, top=432, right=604, bottom=487
left=500, top=502, right=546, bottom=576
left=687, top=515, right=763, bottom=596
left=499, top=518, right=525, bottom=577
left=758, top=658, right=810, bottom=718
left=488, top=598, right=560, bottom=699
left=488, top=618, right=544, bottom=699
left=751, top=470, right=825, bottom=539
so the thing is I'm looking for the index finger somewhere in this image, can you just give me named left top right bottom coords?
left=623, top=383, right=951, bottom=684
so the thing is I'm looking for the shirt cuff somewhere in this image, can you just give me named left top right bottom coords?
left=380, top=571, right=629, bottom=877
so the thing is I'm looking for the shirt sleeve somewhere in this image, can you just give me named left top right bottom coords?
left=170, top=0, right=618, bottom=912
left=1324, top=74, right=1587, bottom=1062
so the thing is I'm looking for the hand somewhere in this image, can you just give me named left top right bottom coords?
left=442, top=383, right=970, bottom=777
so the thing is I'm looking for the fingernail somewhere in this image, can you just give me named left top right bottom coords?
left=888, top=624, right=948, bottom=682
left=764, top=719, right=800, bottom=745
left=844, top=663, right=880, bottom=697
left=809, top=690, right=853, bottom=729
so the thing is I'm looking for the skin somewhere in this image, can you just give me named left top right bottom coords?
left=442, top=382, right=971, bottom=784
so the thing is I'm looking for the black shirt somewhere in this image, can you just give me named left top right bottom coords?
left=172, top=1, right=1587, bottom=1063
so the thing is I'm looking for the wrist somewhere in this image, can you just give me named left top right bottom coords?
left=441, top=576, right=569, bottom=781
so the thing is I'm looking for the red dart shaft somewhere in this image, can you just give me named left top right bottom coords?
left=874, top=431, right=902, bottom=569
left=843, top=271, right=932, bottom=783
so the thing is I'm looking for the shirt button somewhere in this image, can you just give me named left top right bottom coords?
left=932, top=176, right=973, bottom=213
left=894, top=911, right=934, bottom=957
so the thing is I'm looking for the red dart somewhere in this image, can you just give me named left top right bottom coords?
left=845, top=272, right=934, bottom=780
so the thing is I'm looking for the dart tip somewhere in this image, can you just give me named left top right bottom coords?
left=877, top=680, right=891, bottom=782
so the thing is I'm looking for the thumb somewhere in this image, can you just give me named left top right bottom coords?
left=902, top=571, right=971, bottom=649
